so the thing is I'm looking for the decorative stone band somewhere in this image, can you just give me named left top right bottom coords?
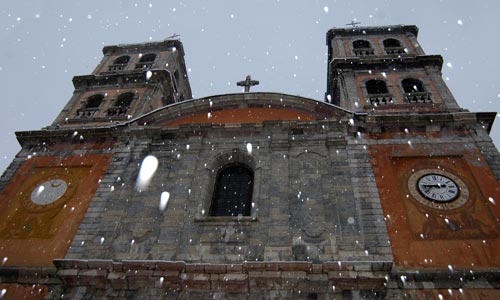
left=2, top=261, right=500, bottom=297
left=390, top=269, right=500, bottom=290
left=54, top=259, right=390, bottom=292
left=0, top=259, right=391, bottom=294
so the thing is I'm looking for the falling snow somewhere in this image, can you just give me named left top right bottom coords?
left=246, top=142, right=253, bottom=154
left=136, top=155, right=159, bottom=190
left=159, top=191, right=170, bottom=211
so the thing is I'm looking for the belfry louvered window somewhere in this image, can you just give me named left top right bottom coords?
left=210, top=164, right=253, bottom=217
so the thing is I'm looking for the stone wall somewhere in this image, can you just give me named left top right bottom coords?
left=65, top=120, right=392, bottom=267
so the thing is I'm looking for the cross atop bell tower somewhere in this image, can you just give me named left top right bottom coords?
left=326, top=25, right=461, bottom=114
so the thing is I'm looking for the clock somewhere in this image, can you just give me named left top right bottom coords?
left=21, top=173, right=75, bottom=212
left=31, top=179, right=68, bottom=205
left=407, top=169, right=469, bottom=210
left=417, top=174, right=458, bottom=202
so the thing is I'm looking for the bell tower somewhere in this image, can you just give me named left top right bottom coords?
left=326, top=25, right=461, bottom=114
left=352, top=26, right=500, bottom=299
left=51, top=39, right=192, bottom=128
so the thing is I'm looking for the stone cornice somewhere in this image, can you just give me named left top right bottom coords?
left=360, top=111, right=496, bottom=134
left=391, top=268, right=500, bottom=289
left=2, top=260, right=499, bottom=294
left=72, top=69, right=173, bottom=90
left=0, top=259, right=391, bottom=292
left=14, top=112, right=496, bottom=147
left=330, top=55, right=443, bottom=71
left=327, top=25, right=419, bottom=43
left=102, top=39, right=185, bottom=57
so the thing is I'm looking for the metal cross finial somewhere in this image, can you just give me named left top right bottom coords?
left=237, top=75, right=259, bottom=92
left=165, top=33, right=181, bottom=40
left=345, top=20, right=361, bottom=28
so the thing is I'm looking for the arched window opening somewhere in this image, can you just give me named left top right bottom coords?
left=366, top=79, right=392, bottom=105
left=108, top=92, right=135, bottom=116
left=77, top=94, right=104, bottom=118
left=383, top=38, right=401, bottom=48
left=114, top=55, right=130, bottom=64
left=352, top=40, right=374, bottom=56
left=84, top=94, right=104, bottom=109
left=136, top=53, right=156, bottom=69
left=115, top=93, right=134, bottom=107
left=353, top=40, right=371, bottom=49
left=383, top=38, right=406, bottom=55
left=366, top=79, right=388, bottom=94
left=210, top=164, right=253, bottom=217
left=108, top=55, right=130, bottom=71
left=402, top=78, right=432, bottom=103
left=139, top=53, right=156, bottom=62
left=402, top=78, right=424, bottom=93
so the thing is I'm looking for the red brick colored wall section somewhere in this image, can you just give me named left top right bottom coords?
left=0, top=154, right=112, bottom=267
left=405, top=289, right=500, bottom=300
left=0, top=283, right=47, bottom=300
left=164, top=107, right=316, bottom=126
left=369, top=143, right=500, bottom=269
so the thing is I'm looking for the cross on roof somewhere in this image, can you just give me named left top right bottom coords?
left=165, top=33, right=181, bottom=40
left=345, top=20, right=361, bottom=28
left=237, top=75, right=259, bottom=92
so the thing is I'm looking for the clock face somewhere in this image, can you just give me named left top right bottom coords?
left=417, top=174, right=459, bottom=202
left=30, top=179, right=68, bottom=205
left=407, top=169, right=469, bottom=210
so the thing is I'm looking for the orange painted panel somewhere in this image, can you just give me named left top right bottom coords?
left=164, top=107, right=316, bottom=126
left=0, top=284, right=47, bottom=300
left=0, top=154, right=112, bottom=267
left=369, top=144, right=500, bottom=269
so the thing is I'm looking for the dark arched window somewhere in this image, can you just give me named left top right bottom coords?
left=210, top=164, right=253, bottom=217
left=383, top=38, right=405, bottom=55
left=402, top=78, right=432, bottom=103
left=383, top=38, right=402, bottom=48
left=77, top=94, right=104, bottom=118
left=108, top=92, right=134, bottom=116
left=115, top=92, right=134, bottom=107
left=114, top=55, right=130, bottom=64
left=366, top=79, right=389, bottom=94
left=136, top=53, right=157, bottom=69
left=108, top=55, right=130, bottom=71
left=352, top=40, right=374, bottom=56
left=353, top=40, right=371, bottom=49
left=139, top=53, right=156, bottom=63
left=84, top=94, right=104, bottom=109
left=401, top=78, right=424, bottom=93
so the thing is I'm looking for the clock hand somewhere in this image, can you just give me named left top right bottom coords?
left=421, top=183, right=445, bottom=188
left=51, top=182, right=61, bottom=187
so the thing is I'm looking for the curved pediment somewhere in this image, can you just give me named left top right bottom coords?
left=129, top=92, right=352, bottom=127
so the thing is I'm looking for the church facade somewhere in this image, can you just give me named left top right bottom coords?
left=1, top=25, right=499, bottom=299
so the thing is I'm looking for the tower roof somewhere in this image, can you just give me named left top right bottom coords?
left=102, top=39, right=185, bottom=57
left=326, top=24, right=419, bottom=43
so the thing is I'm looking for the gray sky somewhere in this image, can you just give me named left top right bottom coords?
left=1, top=0, right=499, bottom=174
